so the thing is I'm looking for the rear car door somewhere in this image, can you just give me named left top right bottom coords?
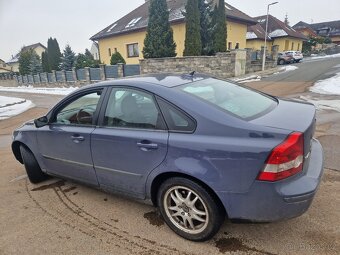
left=91, top=87, right=168, bottom=197
left=37, top=88, right=105, bottom=185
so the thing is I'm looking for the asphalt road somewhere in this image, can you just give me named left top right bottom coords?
left=0, top=59, right=340, bottom=254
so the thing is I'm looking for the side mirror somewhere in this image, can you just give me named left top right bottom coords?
left=34, top=116, right=49, bottom=128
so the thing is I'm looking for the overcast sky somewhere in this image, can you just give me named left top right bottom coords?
left=1, top=0, right=339, bottom=61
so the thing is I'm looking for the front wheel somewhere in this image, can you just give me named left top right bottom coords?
left=157, top=177, right=224, bottom=241
left=20, top=145, right=49, bottom=184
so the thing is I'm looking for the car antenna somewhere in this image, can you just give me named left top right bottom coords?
left=189, top=71, right=196, bottom=76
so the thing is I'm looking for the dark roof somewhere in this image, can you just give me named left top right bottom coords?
left=21, top=43, right=47, bottom=52
left=293, top=20, right=340, bottom=37
left=255, top=15, right=307, bottom=40
left=246, top=23, right=272, bottom=41
left=91, top=0, right=257, bottom=40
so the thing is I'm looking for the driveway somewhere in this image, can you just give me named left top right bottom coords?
left=0, top=60, right=339, bottom=254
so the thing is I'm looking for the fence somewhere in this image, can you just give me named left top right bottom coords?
left=14, top=64, right=141, bottom=86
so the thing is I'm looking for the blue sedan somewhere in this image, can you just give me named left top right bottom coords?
left=12, top=73, right=324, bottom=241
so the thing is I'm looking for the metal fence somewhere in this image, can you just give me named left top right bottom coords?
left=14, top=64, right=141, bottom=85
left=124, top=64, right=140, bottom=77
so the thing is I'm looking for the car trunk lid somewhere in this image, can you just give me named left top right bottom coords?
left=250, top=98, right=316, bottom=158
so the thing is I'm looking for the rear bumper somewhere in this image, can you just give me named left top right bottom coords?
left=218, top=139, right=324, bottom=222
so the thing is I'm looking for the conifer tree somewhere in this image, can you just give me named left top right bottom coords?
left=18, top=48, right=32, bottom=75
left=183, top=0, right=202, bottom=56
left=199, top=0, right=214, bottom=55
left=110, top=51, right=126, bottom=65
left=29, top=51, right=42, bottom=74
left=60, top=44, right=76, bottom=71
left=143, top=0, right=176, bottom=58
left=212, top=0, right=227, bottom=53
left=41, top=51, right=50, bottom=72
left=47, top=37, right=62, bottom=70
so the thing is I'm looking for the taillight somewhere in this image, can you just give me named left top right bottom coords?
left=257, top=132, right=304, bottom=182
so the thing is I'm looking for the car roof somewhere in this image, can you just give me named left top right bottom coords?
left=81, top=73, right=210, bottom=90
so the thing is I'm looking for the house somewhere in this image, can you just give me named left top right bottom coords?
left=7, top=43, right=47, bottom=72
left=90, top=0, right=257, bottom=64
left=90, top=42, right=100, bottom=60
left=247, top=15, right=307, bottom=53
left=246, top=23, right=272, bottom=51
left=0, top=59, right=12, bottom=73
left=293, top=20, right=340, bottom=45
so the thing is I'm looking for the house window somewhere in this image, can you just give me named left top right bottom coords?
left=235, top=43, right=240, bottom=49
left=291, top=42, right=294, bottom=50
left=127, top=43, right=139, bottom=58
left=108, top=48, right=112, bottom=56
left=297, top=43, right=300, bottom=51
left=228, top=42, right=232, bottom=50
left=114, top=48, right=118, bottom=54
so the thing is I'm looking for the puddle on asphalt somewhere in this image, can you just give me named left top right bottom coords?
left=31, top=180, right=65, bottom=191
left=143, top=211, right=164, bottom=227
left=215, top=236, right=275, bottom=255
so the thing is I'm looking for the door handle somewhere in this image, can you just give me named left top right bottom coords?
left=137, top=141, right=158, bottom=150
left=71, top=135, right=85, bottom=142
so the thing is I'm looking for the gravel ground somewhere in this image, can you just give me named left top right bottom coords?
left=0, top=76, right=339, bottom=254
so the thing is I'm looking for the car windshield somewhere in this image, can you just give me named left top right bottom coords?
left=178, top=78, right=277, bottom=120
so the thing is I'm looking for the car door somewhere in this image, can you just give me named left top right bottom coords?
left=37, top=88, right=105, bottom=185
left=91, top=87, right=169, bottom=198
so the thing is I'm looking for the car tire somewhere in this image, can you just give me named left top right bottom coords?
left=20, top=145, right=49, bottom=184
left=157, top=177, right=224, bottom=241
left=279, top=59, right=285, bottom=65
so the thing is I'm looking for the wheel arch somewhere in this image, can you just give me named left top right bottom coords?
left=150, top=172, right=227, bottom=216
left=12, top=141, right=30, bottom=164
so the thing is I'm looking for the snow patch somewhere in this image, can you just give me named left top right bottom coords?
left=0, top=96, right=34, bottom=120
left=279, top=65, right=299, bottom=72
left=300, top=96, right=340, bottom=112
left=309, top=53, right=340, bottom=60
left=0, top=85, right=78, bottom=95
left=310, top=72, right=340, bottom=95
left=269, top=29, right=288, bottom=37
left=246, top=32, right=257, bottom=39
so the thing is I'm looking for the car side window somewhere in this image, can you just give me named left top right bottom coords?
left=103, top=88, right=166, bottom=130
left=157, top=97, right=196, bottom=132
left=54, top=90, right=102, bottom=125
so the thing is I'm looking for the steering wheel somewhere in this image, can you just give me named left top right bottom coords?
left=76, top=109, right=92, bottom=124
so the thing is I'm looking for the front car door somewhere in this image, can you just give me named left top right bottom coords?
left=37, top=88, right=105, bottom=185
left=91, top=87, right=168, bottom=198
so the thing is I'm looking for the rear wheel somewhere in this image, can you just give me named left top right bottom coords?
left=279, top=59, right=285, bottom=65
left=20, top=145, right=49, bottom=183
left=157, top=177, right=224, bottom=241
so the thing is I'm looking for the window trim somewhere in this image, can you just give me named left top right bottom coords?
left=49, top=87, right=107, bottom=127
left=97, top=86, right=168, bottom=132
left=126, top=43, right=139, bottom=58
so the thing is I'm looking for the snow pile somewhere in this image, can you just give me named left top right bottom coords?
left=0, top=85, right=78, bottom=95
left=0, top=96, right=34, bottom=120
left=310, top=72, right=340, bottom=95
left=233, top=75, right=261, bottom=83
left=279, top=65, right=299, bottom=72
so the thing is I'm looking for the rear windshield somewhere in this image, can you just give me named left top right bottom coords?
left=177, top=78, right=277, bottom=120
